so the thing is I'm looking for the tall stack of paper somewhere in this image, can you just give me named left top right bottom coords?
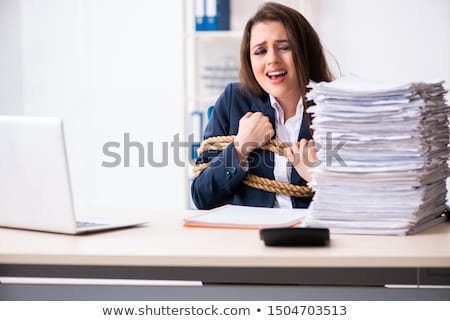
left=306, top=74, right=450, bottom=235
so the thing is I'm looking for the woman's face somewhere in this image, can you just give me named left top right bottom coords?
left=249, top=21, right=300, bottom=103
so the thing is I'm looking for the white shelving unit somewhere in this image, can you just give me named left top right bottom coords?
left=183, top=0, right=311, bottom=208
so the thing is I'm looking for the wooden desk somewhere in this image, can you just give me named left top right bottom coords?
left=1, top=209, right=449, bottom=300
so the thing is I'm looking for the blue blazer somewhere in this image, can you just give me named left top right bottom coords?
left=191, top=82, right=312, bottom=210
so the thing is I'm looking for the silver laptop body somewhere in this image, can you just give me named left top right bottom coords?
left=0, top=115, right=147, bottom=234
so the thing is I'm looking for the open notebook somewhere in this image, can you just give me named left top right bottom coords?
left=0, top=115, right=148, bottom=234
left=184, top=205, right=309, bottom=229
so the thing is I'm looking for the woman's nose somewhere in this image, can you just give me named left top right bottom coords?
left=266, top=47, right=280, bottom=65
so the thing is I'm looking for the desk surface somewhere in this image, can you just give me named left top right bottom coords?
left=0, top=209, right=449, bottom=268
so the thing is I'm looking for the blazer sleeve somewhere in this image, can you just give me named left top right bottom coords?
left=191, top=84, right=248, bottom=210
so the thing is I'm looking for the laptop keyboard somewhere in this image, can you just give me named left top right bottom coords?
left=76, top=221, right=108, bottom=229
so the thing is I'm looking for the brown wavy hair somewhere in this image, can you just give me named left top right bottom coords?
left=239, top=2, right=333, bottom=105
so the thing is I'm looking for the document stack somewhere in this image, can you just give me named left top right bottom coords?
left=306, top=74, right=450, bottom=235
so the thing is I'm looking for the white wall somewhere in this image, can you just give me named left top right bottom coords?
left=1, top=0, right=185, bottom=211
left=0, top=0, right=23, bottom=114
left=231, top=0, right=303, bottom=30
left=310, top=0, right=450, bottom=87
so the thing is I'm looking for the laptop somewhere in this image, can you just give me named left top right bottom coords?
left=0, top=115, right=148, bottom=234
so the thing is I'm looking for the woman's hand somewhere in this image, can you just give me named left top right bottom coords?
left=286, top=139, right=318, bottom=182
left=234, top=112, right=274, bottom=162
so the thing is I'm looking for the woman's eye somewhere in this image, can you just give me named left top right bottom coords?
left=279, top=46, right=290, bottom=51
left=254, top=48, right=266, bottom=55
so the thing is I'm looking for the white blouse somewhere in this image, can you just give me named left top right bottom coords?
left=269, top=95, right=303, bottom=208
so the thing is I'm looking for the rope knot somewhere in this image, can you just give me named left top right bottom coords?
left=193, top=136, right=314, bottom=198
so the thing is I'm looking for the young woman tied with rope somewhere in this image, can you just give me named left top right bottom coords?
left=191, top=2, right=333, bottom=210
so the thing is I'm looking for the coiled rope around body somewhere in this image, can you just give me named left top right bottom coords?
left=193, top=136, right=314, bottom=198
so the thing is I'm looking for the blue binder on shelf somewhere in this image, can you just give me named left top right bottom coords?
left=205, top=0, right=218, bottom=31
left=195, top=0, right=230, bottom=31
left=190, top=111, right=204, bottom=160
left=216, top=0, right=230, bottom=30
left=195, top=0, right=206, bottom=31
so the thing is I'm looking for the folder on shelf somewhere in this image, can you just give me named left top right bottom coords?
left=216, top=0, right=230, bottom=30
left=195, top=0, right=230, bottom=31
left=184, top=205, right=309, bottom=229
left=190, top=111, right=204, bottom=160
left=205, top=0, right=218, bottom=30
left=195, top=0, right=206, bottom=31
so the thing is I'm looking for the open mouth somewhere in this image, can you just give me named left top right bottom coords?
left=267, top=70, right=287, bottom=80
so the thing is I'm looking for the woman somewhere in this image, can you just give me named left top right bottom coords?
left=191, top=2, right=333, bottom=210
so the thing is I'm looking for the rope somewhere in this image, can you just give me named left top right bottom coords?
left=193, top=136, right=314, bottom=198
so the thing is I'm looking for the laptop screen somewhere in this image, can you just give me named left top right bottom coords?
left=0, top=115, right=78, bottom=233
